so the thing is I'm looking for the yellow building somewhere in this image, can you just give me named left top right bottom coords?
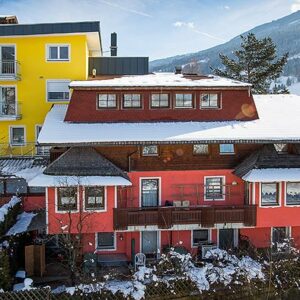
left=0, top=20, right=101, bottom=156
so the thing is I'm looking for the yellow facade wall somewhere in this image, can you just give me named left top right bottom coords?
left=0, top=34, right=88, bottom=155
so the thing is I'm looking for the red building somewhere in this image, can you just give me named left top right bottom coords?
left=31, top=72, right=300, bottom=264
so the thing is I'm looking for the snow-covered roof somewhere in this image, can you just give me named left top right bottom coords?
left=6, top=212, right=37, bottom=236
left=70, top=73, right=252, bottom=88
left=28, top=175, right=132, bottom=187
left=38, top=94, right=300, bottom=145
left=242, top=168, right=300, bottom=182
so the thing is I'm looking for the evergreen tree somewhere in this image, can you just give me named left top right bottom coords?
left=0, top=250, right=11, bottom=290
left=213, top=33, right=288, bottom=94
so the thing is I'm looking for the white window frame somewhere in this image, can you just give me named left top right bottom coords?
left=142, top=145, right=159, bottom=156
left=219, top=144, right=235, bottom=155
left=191, top=229, right=212, bottom=248
left=95, top=232, right=117, bottom=251
left=46, top=79, right=70, bottom=102
left=55, top=186, right=79, bottom=214
left=217, top=228, right=239, bottom=248
left=83, top=186, right=107, bottom=212
left=139, top=177, right=162, bottom=207
left=271, top=226, right=291, bottom=247
left=204, top=176, right=226, bottom=201
left=284, top=182, right=300, bottom=207
left=259, top=182, right=281, bottom=208
left=46, top=44, right=70, bottom=61
left=140, top=231, right=161, bottom=259
left=9, top=125, right=25, bottom=146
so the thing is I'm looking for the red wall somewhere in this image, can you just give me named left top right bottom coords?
left=47, top=186, right=116, bottom=234
left=65, top=89, right=258, bottom=123
left=23, top=196, right=45, bottom=211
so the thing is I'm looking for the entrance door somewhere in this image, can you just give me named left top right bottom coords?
left=141, top=179, right=159, bottom=207
left=142, top=231, right=158, bottom=258
left=219, top=229, right=235, bottom=250
left=1, top=46, right=15, bottom=74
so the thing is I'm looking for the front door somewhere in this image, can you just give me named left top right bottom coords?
left=141, top=179, right=159, bottom=207
left=219, top=229, right=235, bottom=250
left=142, top=231, right=158, bottom=258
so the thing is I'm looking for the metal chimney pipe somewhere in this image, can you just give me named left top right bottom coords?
left=110, top=32, right=117, bottom=56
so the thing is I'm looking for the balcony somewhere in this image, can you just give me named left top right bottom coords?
left=113, top=205, right=257, bottom=230
left=0, top=101, right=22, bottom=120
left=0, top=143, right=50, bottom=157
left=0, top=60, right=21, bottom=80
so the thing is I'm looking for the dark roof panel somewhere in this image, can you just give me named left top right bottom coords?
left=0, top=21, right=100, bottom=36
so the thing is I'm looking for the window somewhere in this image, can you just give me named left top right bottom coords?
left=85, top=186, right=105, bottom=210
left=47, top=80, right=70, bottom=102
left=193, top=144, right=209, bottom=155
left=142, top=145, right=158, bottom=156
left=286, top=182, right=300, bottom=205
left=219, top=144, right=235, bottom=154
left=35, top=125, right=50, bottom=155
left=274, top=143, right=288, bottom=154
left=272, top=227, right=290, bottom=250
left=175, top=93, right=193, bottom=108
left=0, top=45, right=15, bottom=74
left=123, top=94, right=141, bottom=108
left=141, top=179, right=159, bottom=207
left=151, top=94, right=169, bottom=108
left=0, top=86, right=16, bottom=116
left=200, top=93, right=220, bottom=109
left=47, top=45, right=69, bottom=61
left=205, top=177, right=224, bottom=200
left=57, top=187, right=77, bottom=211
left=261, top=183, right=279, bottom=206
left=10, top=126, right=25, bottom=146
left=97, top=232, right=115, bottom=250
left=98, top=94, right=117, bottom=108
left=192, top=230, right=209, bottom=246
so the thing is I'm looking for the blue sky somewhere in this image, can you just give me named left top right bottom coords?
left=0, top=0, right=299, bottom=60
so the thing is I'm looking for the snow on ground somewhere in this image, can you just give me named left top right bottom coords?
left=0, top=196, right=21, bottom=222
left=38, top=94, right=300, bottom=145
left=243, top=168, right=300, bottom=182
left=6, top=212, right=36, bottom=236
left=50, top=249, right=264, bottom=300
left=289, top=81, right=300, bottom=95
left=70, top=73, right=251, bottom=88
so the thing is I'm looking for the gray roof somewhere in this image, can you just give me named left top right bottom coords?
left=44, top=147, right=129, bottom=179
left=0, top=21, right=100, bottom=36
left=234, top=144, right=300, bottom=177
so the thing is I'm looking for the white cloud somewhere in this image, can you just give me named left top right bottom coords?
left=224, top=5, right=230, bottom=10
left=291, top=0, right=300, bottom=12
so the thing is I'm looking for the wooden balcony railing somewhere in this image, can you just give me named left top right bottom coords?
left=113, top=205, right=257, bottom=230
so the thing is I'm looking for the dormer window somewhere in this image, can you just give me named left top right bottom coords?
left=200, top=93, right=220, bottom=109
left=151, top=93, right=169, bottom=108
left=123, top=94, right=142, bottom=108
left=175, top=93, right=193, bottom=108
left=274, top=143, right=288, bottom=154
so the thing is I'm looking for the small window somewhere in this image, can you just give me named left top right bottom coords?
left=151, top=94, right=169, bottom=108
left=272, top=227, right=290, bottom=250
left=274, top=144, right=288, bottom=154
left=10, top=127, right=25, bottom=146
left=98, top=94, right=117, bottom=108
left=193, top=144, right=209, bottom=155
left=85, top=186, right=105, bottom=210
left=47, top=80, right=70, bottom=102
left=97, top=232, right=115, bottom=250
left=142, top=145, right=158, bottom=156
left=175, top=93, right=193, bottom=108
left=47, top=45, right=69, bottom=61
left=261, top=183, right=279, bottom=206
left=200, top=93, right=220, bottom=109
left=286, top=182, right=300, bottom=206
left=123, top=94, right=141, bottom=108
left=192, top=230, right=209, bottom=246
left=205, top=177, right=224, bottom=200
left=57, top=187, right=77, bottom=211
left=219, top=144, right=235, bottom=154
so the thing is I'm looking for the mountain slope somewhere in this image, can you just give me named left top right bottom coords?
left=150, top=10, right=300, bottom=82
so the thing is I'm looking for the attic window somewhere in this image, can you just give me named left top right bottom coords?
left=274, top=144, right=288, bottom=154
left=142, top=145, right=158, bottom=156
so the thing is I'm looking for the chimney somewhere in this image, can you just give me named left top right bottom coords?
left=175, top=66, right=182, bottom=74
left=110, top=32, right=117, bottom=56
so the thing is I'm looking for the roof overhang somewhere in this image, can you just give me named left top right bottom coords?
left=242, top=168, right=300, bottom=182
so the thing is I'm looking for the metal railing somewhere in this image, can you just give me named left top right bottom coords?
left=0, top=60, right=20, bottom=79
left=0, top=142, right=50, bottom=157
left=0, top=101, right=22, bottom=119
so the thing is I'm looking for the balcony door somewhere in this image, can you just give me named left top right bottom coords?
left=0, top=87, right=16, bottom=116
left=142, top=231, right=158, bottom=258
left=219, top=229, right=237, bottom=250
left=141, top=178, right=159, bottom=207
left=1, top=46, right=15, bottom=74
